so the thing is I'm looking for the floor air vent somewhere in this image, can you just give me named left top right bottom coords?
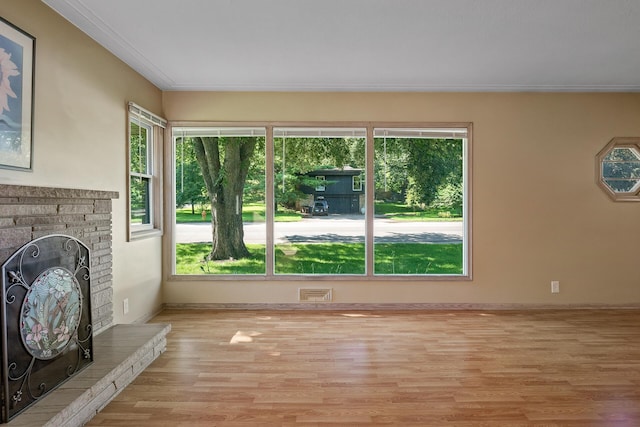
left=299, top=288, right=332, bottom=302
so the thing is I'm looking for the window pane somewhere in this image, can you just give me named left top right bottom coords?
left=601, top=147, right=640, bottom=193
left=604, top=147, right=640, bottom=162
left=604, top=179, right=640, bottom=193
left=602, top=161, right=640, bottom=179
left=373, top=129, right=465, bottom=275
left=130, top=175, right=150, bottom=225
left=130, top=122, right=149, bottom=174
left=274, top=127, right=366, bottom=275
left=352, top=175, right=363, bottom=192
left=173, top=127, right=266, bottom=275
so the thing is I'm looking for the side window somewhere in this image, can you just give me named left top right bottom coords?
left=596, top=137, right=640, bottom=202
left=315, top=176, right=326, bottom=191
left=127, top=102, right=166, bottom=240
left=130, top=120, right=152, bottom=226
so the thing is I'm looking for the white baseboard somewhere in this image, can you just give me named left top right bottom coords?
left=162, top=302, right=640, bottom=311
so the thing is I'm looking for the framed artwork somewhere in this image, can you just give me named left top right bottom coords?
left=0, top=17, right=34, bottom=171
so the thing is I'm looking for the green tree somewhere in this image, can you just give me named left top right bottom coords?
left=375, top=138, right=462, bottom=208
left=175, top=137, right=207, bottom=213
left=243, top=137, right=266, bottom=204
left=374, top=137, right=410, bottom=201
left=405, top=138, right=462, bottom=207
left=193, top=136, right=259, bottom=260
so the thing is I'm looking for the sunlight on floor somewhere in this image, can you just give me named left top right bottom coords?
left=229, top=330, right=262, bottom=344
left=340, top=313, right=382, bottom=318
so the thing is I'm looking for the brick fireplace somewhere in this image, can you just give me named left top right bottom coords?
left=0, top=184, right=169, bottom=426
left=0, top=184, right=117, bottom=335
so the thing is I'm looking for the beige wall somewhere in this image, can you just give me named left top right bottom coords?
left=3, top=0, right=640, bottom=314
left=163, top=92, right=640, bottom=306
left=0, top=0, right=164, bottom=323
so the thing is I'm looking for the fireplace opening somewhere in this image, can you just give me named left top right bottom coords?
left=1, top=234, right=93, bottom=423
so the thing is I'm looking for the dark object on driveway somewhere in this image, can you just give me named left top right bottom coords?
left=312, top=200, right=329, bottom=216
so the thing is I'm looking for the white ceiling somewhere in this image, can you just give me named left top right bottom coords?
left=42, top=0, right=640, bottom=92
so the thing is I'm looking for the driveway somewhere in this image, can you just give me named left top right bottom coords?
left=175, top=216, right=463, bottom=244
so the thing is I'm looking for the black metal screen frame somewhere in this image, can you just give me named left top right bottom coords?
left=0, top=234, right=93, bottom=422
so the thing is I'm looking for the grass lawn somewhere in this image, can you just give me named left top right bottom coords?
left=375, top=202, right=462, bottom=222
left=175, top=242, right=463, bottom=275
left=176, top=204, right=301, bottom=224
left=176, top=243, right=266, bottom=275
left=177, top=202, right=461, bottom=224
left=374, top=243, right=462, bottom=274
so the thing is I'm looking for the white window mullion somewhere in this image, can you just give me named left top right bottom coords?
left=365, top=126, right=375, bottom=277
left=265, top=126, right=275, bottom=277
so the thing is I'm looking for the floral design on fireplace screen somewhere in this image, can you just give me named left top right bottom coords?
left=21, top=267, right=82, bottom=360
left=1, top=234, right=93, bottom=422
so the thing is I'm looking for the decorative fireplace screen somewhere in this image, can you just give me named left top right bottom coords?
left=1, top=234, right=93, bottom=422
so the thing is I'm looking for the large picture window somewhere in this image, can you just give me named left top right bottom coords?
left=173, top=127, right=266, bottom=274
left=373, top=128, right=467, bottom=275
left=274, top=127, right=366, bottom=275
left=170, top=123, right=471, bottom=279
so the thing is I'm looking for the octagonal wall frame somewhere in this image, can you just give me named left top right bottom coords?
left=596, top=137, right=640, bottom=202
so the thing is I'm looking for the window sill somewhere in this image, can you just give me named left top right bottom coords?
left=129, top=228, right=163, bottom=241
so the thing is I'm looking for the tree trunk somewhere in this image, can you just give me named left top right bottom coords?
left=193, top=136, right=256, bottom=260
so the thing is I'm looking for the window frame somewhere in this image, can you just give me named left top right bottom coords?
left=127, top=102, right=167, bottom=241
left=166, top=121, right=472, bottom=281
left=352, top=174, right=363, bottom=192
left=596, top=137, right=640, bottom=202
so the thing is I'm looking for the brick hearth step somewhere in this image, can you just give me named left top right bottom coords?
left=7, top=323, right=170, bottom=427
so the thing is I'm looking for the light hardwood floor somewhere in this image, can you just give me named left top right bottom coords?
left=87, top=309, right=640, bottom=426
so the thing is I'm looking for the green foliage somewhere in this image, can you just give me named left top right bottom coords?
left=275, top=137, right=355, bottom=174
left=374, top=137, right=463, bottom=210
left=129, top=123, right=148, bottom=174
left=175, top=137, right=208, bottom=211
left=130, top=125, right=150, bottom=223
left=244, top=137, right=266, bottom=203
left=179, top=133, right=463, bottom=215
left=405, top=138, right=462, bottom=208
left=432, top=181, right=463, bottom=215
left=374, top=137, right=410, bottom=201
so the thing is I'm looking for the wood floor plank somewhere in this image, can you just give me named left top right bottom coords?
left=87, top=309, right=640, bottom=426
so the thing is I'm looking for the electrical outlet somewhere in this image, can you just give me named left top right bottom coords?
left=551, top=281, right=560, bottom=294
left=123, top=298, right=129, bottom=314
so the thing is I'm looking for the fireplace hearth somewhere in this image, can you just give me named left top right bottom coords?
left=1, top=234, right=94, bottom=422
